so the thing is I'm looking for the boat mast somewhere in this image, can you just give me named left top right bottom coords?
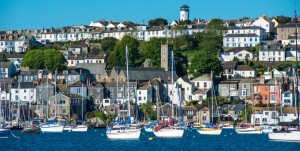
left=171, top=51, right=174, bottom=119
left=55, top=69, right=57, bottom=118
left=126, top=46, right=131, bottom=122
left=81, top=82, right=84, bottom=120
left=211, top=71, right=214, bottom=124
left=294, top=9, right=299, bottom=130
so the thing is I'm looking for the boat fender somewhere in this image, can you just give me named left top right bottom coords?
left=149, top=137, right=153, bottom=140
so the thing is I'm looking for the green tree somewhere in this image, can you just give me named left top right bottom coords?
left=189, top=51, right=223, bottom=77
left=276, top=16, right=291, bottom=25
left=114, top=35, right=139, bottom=66
left=21, top=49, right=67, bottom=72
left=195, top=31, right=223, bottom=55
left=94, top=111, right=107, bottom=121
left=100, top=37, right=118, bottom=52
left=206, top=18, right=227, bottom=34
left=140, top=37, right=165, bottom=67
left=0, top=53, right=9, bottom=62
left=106, top=51, right=117, bottom=69
left=139, top=101, right=155, bottom=122
left=148, top=18, right=168, bottom=26
left=174, top=52, right=188, bottom=77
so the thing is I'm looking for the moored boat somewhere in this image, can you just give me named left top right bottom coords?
left=235, top=123, right=262, bottom=134
left=72, top=125, right=88, bottom=132
left=0, top=128, right=10, bottom=138
left=40, top=124, right=64, bottom=133
left=106, top=124, right=141, bottom=139
left=153, top=126, right=184, bottom=138
left=198, top=127, right=222, bottom=135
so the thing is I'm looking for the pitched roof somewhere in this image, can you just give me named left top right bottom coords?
left=5, top=53, right=25, bottom=58
left=221, top=104, right=245, bottom=111
left=68, top=80, right=85, bottom=87
left=219, top=80, right=240, bottom=84
left=11, top=81, right=35, bottom=89
left=191, top=74, right=211, bottom=82
left=76, top=63, right=106, bottom=74
left=235, top=65, right=254, bottom=71
left=240, top=79, right=257, bottom=83
left=222, top=61, right=237, bottom=69
left=192, top=89, right=210, bottom=94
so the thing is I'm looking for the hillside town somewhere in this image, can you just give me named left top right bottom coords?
left=0, top=4, right=300, bottom=130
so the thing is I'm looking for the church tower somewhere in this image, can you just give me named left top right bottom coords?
left=161, top=44, right=173, bottom=71
left=180, top=5, right=189, bottom=21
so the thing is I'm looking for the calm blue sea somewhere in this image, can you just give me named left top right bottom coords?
left=1, top=129, right=300, bottom=151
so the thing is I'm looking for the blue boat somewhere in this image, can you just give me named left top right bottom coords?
left=0, top=129, right=10, bottom=138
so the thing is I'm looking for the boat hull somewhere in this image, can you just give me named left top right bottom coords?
left=72, top=126, right=88, bottom=132
left=269, top=131, right=300, bottom=141
left=197, top=129, right=222, bottom=135
left=235, top=128, right=262, bottom=134
left=21, top=128, right=40, bottom=134
left=41, top=125, right=64, bottom=133
left=0, top=129, right=10, bottom=138
left=106, top=129, right=141, bottom=139
left=154, top=129, right=184, bottom=138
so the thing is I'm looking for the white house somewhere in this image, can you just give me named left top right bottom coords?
left=137, top=84, right=153, bottom=104
left=0, top=62, right=17, bottom=78
left=233, top=65, right=256, bottom=78
left=89, top=20, right=108, bottom=28
left=223, top=33, right=260, bottom=48
left=191, top=74, right=212, bottom=90
left=282, top=34, right=300, bottom=46
left=177, top=77, right=196, bottom=102
left=226, top=26, right=267, bottom=40
left=180, top=5, right=189, bottom=21
left=259, top=45, right=285, bottom=61
left=251, top=107, right=278, bottom=125
left=10, top=82, right=36, bottom=103
left=190, top=74, right=212, bottom=100
left=220, top=48, right=254, bottom=62
left=251, top=15, right=275, bottom=37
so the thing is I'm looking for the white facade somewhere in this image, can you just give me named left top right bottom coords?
left=252, top=110, right=278, bottom=125
left=220, top=49, right=254, bottom=62
left=11, top=86, right=36, bottom=103
left=190, top=74, right=212, bottom=90
left=164, top=83, right=181, bottom=105
left=233, top=68, right=256, bottom=78
left=223, top=34, right=260, bottom=48
left=137, top=85, right=153, bottom=104
left=259, top=47, right=285, bottom=61
left=227, top=26, right=267, bottom=40
left=251, top=15, right=274, bottom=34
left=180, top=5, right=189, bottom=21
left=177, top=78, right=196, bottom=102
left=89, top=21, right=106, bottom=28
left=281, top=91, right=293, bottom=107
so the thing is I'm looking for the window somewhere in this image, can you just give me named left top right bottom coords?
left=139, top=91, right=141, bottom=94
left=265, top=112, right=269, bottom=115
left=265, top=95, right=268, bottom=100
left=138, top=97, right=142, bottom=100
left=78, top=88, right=81, bottom=94
left=16, top=90, right=19, bottom=93
left=63, top=110, right=66, bottom=114
left=242, top=90, right=247, bottom=96
left=226, top=38, right=229, bottom=42
left=271, top=94, right=276, bottom=101
left=15, top=95, right=19, bottom=100
left=262, top=118, right=267, bottom=122
left=284, top=99, right=290, bottom=104
left=243, top=84, right=246, bottom=89
left=250, top=38, right=252, bottom=41
left=105, top=100, right=109, bottom=103
left=204, top=82, right=207, bottom=88
left=244, top=38, right=246, bottom=41
left=24, top=96, right=26, bottom=99
left=265, top=87, right=268, bottom=91
left=202, top=116, right=206, bottom=121
left=284, top=93, right=290, bottom=97
left=270, top=86, right=275, bottom=92
left=144, top=97, right=146, bottom=100
left=238, top=54, right=242, bottom=57
left=24, top=90, right=26, bottom=93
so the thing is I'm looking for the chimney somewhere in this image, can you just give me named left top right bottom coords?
left=48, top=72, right=53, bottom=79
left=259, top=75, right=265, bottom=84
left=38, top=70, right=43, bottom=79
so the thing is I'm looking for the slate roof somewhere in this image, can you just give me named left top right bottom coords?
left=76, top=63, right=106, bottom=74
left=221, top=104, right=245, bottom=111
left=228, top=26, right=265, bottom=30
left=69, top=44, right=88, bottom=48
left=219, top=80, right=240, bottom=84
left=191, top=74, right=211, bottom=82
left=11, top=81, right=35, bottom=89
left=147, top=26, right=164, bottom=31
left=222, top=61, right=237, bottom=69
left=235, top=65, right=254, bottom=71
left=19, top=70, right=49, bottom=76
left=192, top=89, right=210, bottom=94
left=224, top=33, right=259, bottom=37
left=5, top=53, right=25, bottom=58
left=65, top=94, right=82, bottom=99
left=239, top=79, right=257, bottom=83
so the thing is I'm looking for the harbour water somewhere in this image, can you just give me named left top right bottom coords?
left=1, top=129, right=300, bottom=151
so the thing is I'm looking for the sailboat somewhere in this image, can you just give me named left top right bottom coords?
left=197, top=72, right=222, bottom=135
left=153, top=51, right=184, bottom=138
left=40, top=71, right=64, bottom=133
left=268, top=11, right=300, bottom=141
left=0, top=62, right=10, bottom=138
left=106, top=46, right=141, bottom=139
left=21, top=98, right=40, bottom=134
left=235, top=100, right=262, bottom=134
left=71, top=83, right=88, bottom=132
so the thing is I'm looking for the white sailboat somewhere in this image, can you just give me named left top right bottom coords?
left=72, top=83, right=88, bottom=132
left=269, top=12, right=300, bottom=141
left=106, top=46, right=141, bottom=139
left=40, top=70, right=64, bottom=133
left=197, top=71, right=222, bottom=135
left=153, top=50, right=184, bottom=138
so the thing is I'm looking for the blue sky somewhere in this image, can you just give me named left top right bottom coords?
left=0, top=0, right=299, bottom=30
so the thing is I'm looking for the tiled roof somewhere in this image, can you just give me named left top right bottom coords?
left=222, top=61, right=237, bottom=69
left=1, top=62, right=13, bottom=68
left=76, top=63, right=106, bottom=74
left=68, top=80, right=85, bottom=87
left=192, top=89, right=210, bottom=94
left=11, top=81, right=35, bottom=89
left=219, top=80, right=240, bottom=84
